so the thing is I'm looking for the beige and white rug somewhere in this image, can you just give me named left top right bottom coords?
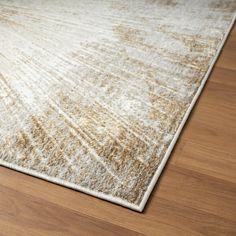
left=0, top=0, right=235, bottom=211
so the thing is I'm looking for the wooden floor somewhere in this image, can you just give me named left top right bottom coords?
left=1, top=24, right=236, bottom=236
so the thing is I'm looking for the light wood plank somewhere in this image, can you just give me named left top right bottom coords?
left=0, top=184, right=143, bottom=236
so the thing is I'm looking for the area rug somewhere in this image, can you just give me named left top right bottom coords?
left=0, top=0, right=235, bottom=211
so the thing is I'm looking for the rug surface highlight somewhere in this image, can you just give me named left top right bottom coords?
left=0, top=0, right=235, bottom=211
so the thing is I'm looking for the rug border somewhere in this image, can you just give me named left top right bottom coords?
left=0, top=14, right=235, bottom=213
left=138, top=14, right=236, bottom=212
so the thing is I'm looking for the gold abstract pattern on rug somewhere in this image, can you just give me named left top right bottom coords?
left=0, top=0, right=235, bottom=211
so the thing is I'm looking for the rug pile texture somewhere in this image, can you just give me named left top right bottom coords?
left=0, top=0, right=235, bottom=211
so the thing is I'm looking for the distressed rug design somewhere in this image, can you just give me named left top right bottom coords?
left=0, top=0, right=235, bottom=211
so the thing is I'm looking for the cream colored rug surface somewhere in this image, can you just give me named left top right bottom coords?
left=0, top=0, right=235, bottom=211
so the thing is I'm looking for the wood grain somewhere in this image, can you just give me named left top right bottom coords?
left=0, top=24, right=235, bottom=236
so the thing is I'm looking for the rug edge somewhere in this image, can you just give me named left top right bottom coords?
left=0, top=14, right=235, bottom=213
left=0, top=159, right=142, bottom=211
left=138, top=14, right=236, bottom=212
